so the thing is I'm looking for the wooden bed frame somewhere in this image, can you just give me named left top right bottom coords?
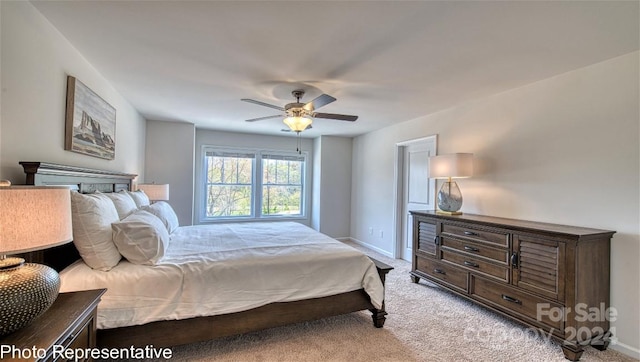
left=18, top=161, right=393, bottom=348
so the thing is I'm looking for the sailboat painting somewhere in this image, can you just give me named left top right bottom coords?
left=65, top=76, right=116, bottom=160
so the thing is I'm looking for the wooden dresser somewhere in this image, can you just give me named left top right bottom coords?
left=0, top=289, right=105, bottom=361
left=409, top=210, right=615, bottom=361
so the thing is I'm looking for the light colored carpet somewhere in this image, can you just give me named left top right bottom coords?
left=126, top=241, right=637, bottom=362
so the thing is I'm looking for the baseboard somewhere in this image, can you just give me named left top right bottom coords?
left=343, top=237, right=394, bottom=258
left=609, top=338, right=640, bottom=360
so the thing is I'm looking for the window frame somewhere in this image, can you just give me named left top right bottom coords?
left=199, top=146, right=310, bottom=223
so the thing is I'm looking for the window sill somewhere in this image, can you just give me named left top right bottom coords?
left=198, top=216, right=309, bottom=225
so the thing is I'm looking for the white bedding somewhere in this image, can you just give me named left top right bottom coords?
left=60, top=221, right=384, bottom=329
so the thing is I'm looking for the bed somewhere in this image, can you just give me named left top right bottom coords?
left=18, top=161, right=393, bottom=349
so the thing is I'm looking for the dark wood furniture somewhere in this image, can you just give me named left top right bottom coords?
left=100, top=259, right=393, bottom=348
left=410, top=210, right=614, bottom=361
left=18, top=161, right=392, bottom=349
left=0, top=289, right=105, bottom=362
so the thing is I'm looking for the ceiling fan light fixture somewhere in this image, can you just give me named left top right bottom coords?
left=283, top=116, right=313, bottom=132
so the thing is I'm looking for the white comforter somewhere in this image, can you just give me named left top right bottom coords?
left=60, top=222, right=384, bottom=329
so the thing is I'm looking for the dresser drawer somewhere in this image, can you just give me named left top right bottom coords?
left=416, top=256, right=468, bottom=292
left=441, top=222, right=509, bottom=248
left=440, top=236, right=509, bottom=264
left=470, top=275, right=564, bottom=332
left=63, top=317, right=92, bottom=352
left=442, top=250, right=510, bottom=282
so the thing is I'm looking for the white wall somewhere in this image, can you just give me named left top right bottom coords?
left=145, top=120, right=195, bottom=226
left=0, top=2, right=145, bottom=182
left=0, top=2, right=3, bottom=164
left=351, top=52, right=639, bottom=357
left=194, top=129, right=313, bottom=225
left=311, top=136, right=352, bottom=238
left=0, top=1, right=146, bottom=182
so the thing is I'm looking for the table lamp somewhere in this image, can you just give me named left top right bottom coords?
left=0, top=184, right=72, bottom=336
left=137, top=183, right=169, bottom=202
left=429, top=153, right=473, bottom=215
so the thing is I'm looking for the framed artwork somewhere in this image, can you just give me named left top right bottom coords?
left=65, top=76, right=116, bottom=160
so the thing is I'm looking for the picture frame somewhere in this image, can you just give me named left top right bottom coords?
left=65, top=76, right=116, bottom=160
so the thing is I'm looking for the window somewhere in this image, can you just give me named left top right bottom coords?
left=204, top=151, right=254, bottom=218
left=262, top=154, right=304, bottom=216
left=202, top=148, right=307, bottom=221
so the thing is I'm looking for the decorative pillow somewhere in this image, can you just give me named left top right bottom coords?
left=142, top=201, right=179, bottom=234
left=70, top=191, right=122, bottom=271
left=104, top=191, right=138, bottom=220
left=127, top=190, right=150, bottom=208
left=111, top=210, right=169, bottom=265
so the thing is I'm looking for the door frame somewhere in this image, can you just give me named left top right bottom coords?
left=392, top=135, right=438, bottom=259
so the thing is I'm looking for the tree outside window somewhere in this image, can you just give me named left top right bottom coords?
left=203, top=148, right=306, bottom=221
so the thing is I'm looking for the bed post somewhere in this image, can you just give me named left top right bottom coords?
left=369, top=257, right=393, bottom=328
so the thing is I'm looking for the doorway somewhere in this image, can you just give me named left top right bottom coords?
left=393, top=135, right=437, bottom=261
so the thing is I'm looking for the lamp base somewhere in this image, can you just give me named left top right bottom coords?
left=437, top=180, right=464, bottom=214
left=436, top=210, right=463, bottom=216
left=0, top=257, right=60, bottom=336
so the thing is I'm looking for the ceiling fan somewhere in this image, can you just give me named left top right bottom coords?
left=241, top=90, right=358, bottom=133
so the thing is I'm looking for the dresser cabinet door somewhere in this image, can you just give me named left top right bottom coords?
left=414, top=216, right=438, bottom=258
left=512, top=234, right=565, bottom=301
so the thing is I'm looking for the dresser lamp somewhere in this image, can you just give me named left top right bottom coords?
left=428, top=153, right=473, bottom=215
left=137, top=183, right=170, bottom=202
left=0, top=184, right=72, bottom=336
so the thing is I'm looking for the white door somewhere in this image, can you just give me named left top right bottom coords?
left=399, top=137, right=436, bottom=261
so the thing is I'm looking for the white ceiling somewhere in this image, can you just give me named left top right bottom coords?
left=31, top=1, right=639, bottom=138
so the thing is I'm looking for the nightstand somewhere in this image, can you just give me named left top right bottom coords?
left=0, top=289, right=105, bottom=362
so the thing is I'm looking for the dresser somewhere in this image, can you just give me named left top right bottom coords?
left=409, top=211, right=614, bottom=361
left=0, top=289, right=105, bottom=362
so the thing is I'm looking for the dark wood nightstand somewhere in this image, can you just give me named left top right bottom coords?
left=0, top=289, right=105, bottom=362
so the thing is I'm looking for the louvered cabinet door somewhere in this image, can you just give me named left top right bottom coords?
left=414, top=216, right=438, bottom=258
left=512, top=234, right=566, bottom=301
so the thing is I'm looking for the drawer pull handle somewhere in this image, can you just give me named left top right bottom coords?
left=463, top=261, right=479, bottom=268
left=464, top=246, right=480, bottom=252
left=63, top=332, right=77, bottom=345
left=463, top=231, right=479, bottom=236
left=433, top=268, right=446, bottom=275
left=502, top=294, right=522, bottom=305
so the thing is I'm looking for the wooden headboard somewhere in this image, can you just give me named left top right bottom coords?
left=18, top=161, right=137, bottom=272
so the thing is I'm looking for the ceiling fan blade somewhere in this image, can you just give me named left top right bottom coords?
left=245, top=115, right=282, bottom=122
left=241, top=99, right=285, bottom=111
left=312, top=112, right=358, bottom=122
left=303, top=94, right=336, bottom=111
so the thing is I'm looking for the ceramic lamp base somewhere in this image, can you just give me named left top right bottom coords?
left=0, top=257, right=60, bottom=336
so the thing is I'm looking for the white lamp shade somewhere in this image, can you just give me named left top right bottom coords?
left=0, top=186, right=73, bottom=254
left=283, top=117, right=313, bottom=132
left=138, top=184, right=170, bottom=201
left=429, top=153, right=473, bottom=179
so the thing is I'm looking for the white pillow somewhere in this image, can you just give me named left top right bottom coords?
left=111, top=210, right=169, bottom=265
left=70, top=191, right=122, bottom=271
left=104, top=191, right=138, bottom=220
left=127, top=190, right=150, bottom=208
left=143, top=201, right=179, bottom=233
